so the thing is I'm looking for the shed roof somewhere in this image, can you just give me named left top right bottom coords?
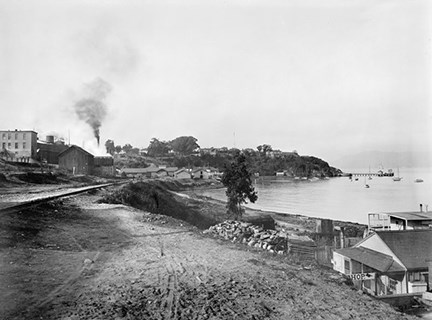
left=336, top=247, right=405, bottom=273
left=174, top=168, right=190, bottom=174
left=376, top=229, right=432, bottom=270
left=58, top=145, right=93, bottom=158
left=121, top=166, right=178, bottom=174
left=385, top=212, right=432, bottom=221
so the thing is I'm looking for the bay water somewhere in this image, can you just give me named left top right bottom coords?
left=196, top=167, right=432, bottom=225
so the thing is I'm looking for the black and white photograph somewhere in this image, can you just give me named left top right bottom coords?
left=0, top=0, right=431, bottom=319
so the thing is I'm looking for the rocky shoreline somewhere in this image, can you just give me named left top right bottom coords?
left=177, top=181, right=367, bottom=237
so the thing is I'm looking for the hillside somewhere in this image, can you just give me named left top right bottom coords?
left=115, top=150, right=342, bottom=178
left=0, top=185, right=418, bottom=319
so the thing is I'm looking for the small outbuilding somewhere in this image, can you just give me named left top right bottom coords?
left=192, top=168, right=210, bottom=179
left=174, top=168, right=192, bottom=179
left=94, top=156, right=115, bottom=176
left=368, top=206, right=432, bottom=232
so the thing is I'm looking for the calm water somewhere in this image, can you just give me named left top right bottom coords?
left=197, top=167, right=432, bottom=225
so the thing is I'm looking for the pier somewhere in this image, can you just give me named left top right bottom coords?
left=346, top=172, right=394, bottom=177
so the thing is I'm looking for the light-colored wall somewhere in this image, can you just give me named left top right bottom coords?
left=0, top=130, right=37, bottom=160
left=332, top=252, right=346, bottom=273
left=175, top=171, right=191, bottom=179
left=357, top=234, right=406, bottom=269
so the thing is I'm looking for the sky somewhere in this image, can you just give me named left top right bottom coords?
left=1, top=0, right=431, bottom=162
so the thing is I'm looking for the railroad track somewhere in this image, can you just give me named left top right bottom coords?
left=0, top=181, right=129, bottom=213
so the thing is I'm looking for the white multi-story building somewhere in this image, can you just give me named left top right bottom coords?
left=0, top=130, right=38, bottom=162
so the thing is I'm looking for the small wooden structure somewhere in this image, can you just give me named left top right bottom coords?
left=58, top=145, right=94, bottom=175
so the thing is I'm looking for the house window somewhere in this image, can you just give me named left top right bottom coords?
left=344, top=259, right=350, bottom=274
left=8, top=133, right=11, bottom=139
left=15, top=133, right=18, bottom=139
left=7, top=142, right=11, bottom=148
left=2, top=133, right=5, bottom=139
left=15, top=143, right=18, bottom=149
left=23, top=142, right=26, bottom=149
left=363, top=280, right=372, bottom=290
left=2, top=142, right=5, bottom=149
left=388, top=278, right=397, bottom=294
left=23, top=133, right=26, bottom=139
left=409, top=272, right=423, bottom=282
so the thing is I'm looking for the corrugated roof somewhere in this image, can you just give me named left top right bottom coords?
left=376, top=229, right=432, bottom=270
left=336, top=247, right=405, bottom=273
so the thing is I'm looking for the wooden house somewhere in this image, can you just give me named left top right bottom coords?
left=174, top=168, right=192, bottom=179
left=333, top=229, right=432, bottom=296
left=192, top=168, right=210, bottom=180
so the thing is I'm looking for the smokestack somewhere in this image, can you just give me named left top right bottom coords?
left=420, top=204, right=423, bottom=212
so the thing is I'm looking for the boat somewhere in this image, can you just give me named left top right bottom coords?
left=392, top=167, right=402, bottom=181
left=415, top=178, right=424, bottom=183
left=364, top=176, right=370, bottom=188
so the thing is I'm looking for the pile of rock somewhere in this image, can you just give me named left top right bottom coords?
left=205, top=220, right=316, bottom=257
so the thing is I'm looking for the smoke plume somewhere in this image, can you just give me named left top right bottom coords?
left=74, top=78, right=112, bottom=145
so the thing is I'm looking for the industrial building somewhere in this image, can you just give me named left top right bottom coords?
left=58, top=145, right=95, bottom=175
left=0, top=130, right=38, bottom=162
left=37, top=135, right=69, bottom=164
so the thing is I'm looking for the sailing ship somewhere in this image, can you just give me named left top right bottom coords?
left=393, top=167, right=402, bottom=181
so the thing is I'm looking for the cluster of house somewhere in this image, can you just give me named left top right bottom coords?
left=332, top=205, right=432, bottom=300
left=200, top=147, right=298, bottom=158
left=120, top=165, right=220, bottom=180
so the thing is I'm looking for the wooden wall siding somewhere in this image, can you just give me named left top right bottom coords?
left=59, top=148, right=94, bottom=175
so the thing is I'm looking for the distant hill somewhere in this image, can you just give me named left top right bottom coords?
left=331, top=151, right=431, bottom=171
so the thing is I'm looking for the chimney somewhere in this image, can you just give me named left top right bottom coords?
left=420, top=204, right=423, bottom=212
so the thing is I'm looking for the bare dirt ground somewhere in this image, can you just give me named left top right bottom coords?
left=0, top=187, right=417, bottom=320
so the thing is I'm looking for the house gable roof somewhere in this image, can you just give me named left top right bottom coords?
left=58, top=145, right=94, bottom=158
left=175, top=168, right=190, bottom=174
left=376, top=229, right=432, bottom=270
left=336, top=247, right=405, bottom=273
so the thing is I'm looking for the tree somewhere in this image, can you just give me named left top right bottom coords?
left=169, top=136, right=200, bottom=155
left=147, top=138, right=170, bottom=157
left=115, top=145, right=122, bottom=153
left=130, top=147, right=140, bottom=155
left=221, top=153, right=258, bottom=219
left=257, top=144, right=272, bottom=156
left=105, top=139, right=115, bottom=155
left=122, top=144, right=133, bottom=154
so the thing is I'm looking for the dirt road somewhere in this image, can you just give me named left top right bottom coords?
left=0, top=191, right=415, bottom=319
